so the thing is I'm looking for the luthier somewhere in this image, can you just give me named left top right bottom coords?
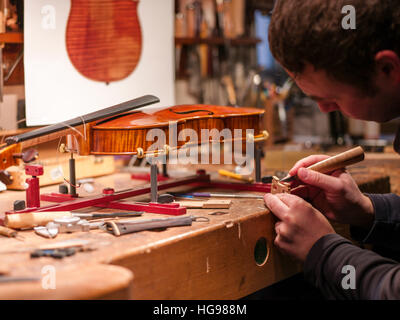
left=0, top=0, right=399, bottom=304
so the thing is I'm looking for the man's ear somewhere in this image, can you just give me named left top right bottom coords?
left=375, top=50, right=400, bottom=82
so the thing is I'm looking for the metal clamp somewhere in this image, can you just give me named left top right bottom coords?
left=246, top=130, right=269, bottom=143
left=34, top=216, right=91, bottom=238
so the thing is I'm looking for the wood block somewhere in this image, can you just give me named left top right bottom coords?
left=176, top=199, right=232, bottom=209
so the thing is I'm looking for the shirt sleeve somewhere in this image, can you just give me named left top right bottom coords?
left=304, top=233, right=400, bottom=299
left=350, top=194, right=400, bottom=250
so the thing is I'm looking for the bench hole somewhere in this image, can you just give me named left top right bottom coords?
left=254, top=237, right=269, bottom=266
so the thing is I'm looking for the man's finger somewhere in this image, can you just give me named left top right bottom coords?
left=274, top=234, right=292, bottom=249
left=289, top=155, right=330, bottom=176
left=264, top=194, right=288, bottom=220
left=298, top=167, right=343, bottom=192
left=274, top=193, right=307, bottom=208
left=274, top=221, right=282, bottom=234
left=331, top=168, right=347, bottom=178
left=275, top=221, right=292, bottom=240
left=291, top=185, right=321, bottom=201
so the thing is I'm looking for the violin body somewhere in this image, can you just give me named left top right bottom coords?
left=66, top=0, right=142, bottom=83
left=0, top=97, right=265, bottom=181
left=83, top=105, right=265, bottom=156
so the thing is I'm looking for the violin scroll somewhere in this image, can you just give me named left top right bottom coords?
left=0, top=144, right=22, bottom=171
left=0, top=145, right=39, bottom=184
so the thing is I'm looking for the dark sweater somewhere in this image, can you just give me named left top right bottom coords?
left=304, top=193, right=400, bottom=299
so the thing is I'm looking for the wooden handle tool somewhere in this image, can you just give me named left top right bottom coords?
left=0, top=225, right=25, bottom=241
left=281, top=146, right=365, bottom=183
left=4, top=211, right=73, bottom=230
left=218, top=169, right=254, bottom=183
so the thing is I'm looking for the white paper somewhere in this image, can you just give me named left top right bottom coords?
left=24, top=0, right=175, bottom=125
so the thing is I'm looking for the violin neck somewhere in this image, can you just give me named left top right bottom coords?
left=5, top=95, right=159, bottom=146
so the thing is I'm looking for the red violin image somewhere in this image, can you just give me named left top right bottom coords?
left=66, top=0, right=142, bottom=83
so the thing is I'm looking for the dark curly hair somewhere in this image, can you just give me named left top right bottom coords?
left=268, top=0, right=400, bottom=95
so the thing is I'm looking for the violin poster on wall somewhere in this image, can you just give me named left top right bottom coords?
left=24, top=0, right=175, bottom=125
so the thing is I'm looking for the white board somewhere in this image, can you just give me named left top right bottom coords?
left=24, top=0, right=175, bottom=125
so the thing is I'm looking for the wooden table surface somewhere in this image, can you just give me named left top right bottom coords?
left=0, top=158, right=392, bottom=300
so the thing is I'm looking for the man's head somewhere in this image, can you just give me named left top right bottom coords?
left=268, top=0, right=400, bottom=122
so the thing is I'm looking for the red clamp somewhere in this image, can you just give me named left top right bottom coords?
left=25, top=164, right=44, bottom=209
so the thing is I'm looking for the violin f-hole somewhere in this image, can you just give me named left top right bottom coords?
left=169, top=109, right=214, bottom=116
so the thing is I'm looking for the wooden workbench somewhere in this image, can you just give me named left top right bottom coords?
left=0, top=160, right=391, bottom=300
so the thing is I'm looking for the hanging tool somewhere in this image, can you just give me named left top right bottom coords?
left=100, top=215, right=210, bottom=236
left=0, top=225, right=25, bottom=241
left=281, top=146, right=365, bottom=183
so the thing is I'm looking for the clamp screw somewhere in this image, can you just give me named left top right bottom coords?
left=102, top=188, right=115, bottom=195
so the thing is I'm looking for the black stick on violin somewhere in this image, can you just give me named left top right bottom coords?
left=5, top=95, right=159, bottom=145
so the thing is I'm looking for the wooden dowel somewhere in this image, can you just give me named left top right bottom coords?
left=0, top=225, right=18, bottom=238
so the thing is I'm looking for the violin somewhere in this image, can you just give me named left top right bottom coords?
left=66, top=0, right=142, bottom=83
left=0, top=95, right=266, bottom=183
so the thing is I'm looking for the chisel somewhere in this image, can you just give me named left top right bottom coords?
left=0, top=225, right=25, bottom=241
left=72, top=212, right=143, bottom=219
left=100, top=215, right=209, bottom=236
left=168, top=192, right=264, bottom=199
left=281, top=146, right=365, bottom=183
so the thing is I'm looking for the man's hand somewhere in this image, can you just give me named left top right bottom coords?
left=264, top=193, right=335, bottom=262
left=289, top=155, right=375, bottom=229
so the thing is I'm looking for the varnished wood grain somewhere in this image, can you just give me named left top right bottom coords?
left=66, top=0, right=142, bottom=83
left=90, top=105, right=265, bottom=155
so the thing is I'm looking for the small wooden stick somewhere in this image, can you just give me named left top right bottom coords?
left=0, top=225, right=25, bottom=241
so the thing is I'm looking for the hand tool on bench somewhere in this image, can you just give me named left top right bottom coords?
left=218, top=169, right=254, bottom=183
left=0, top=225, right=25, bottom=241
left=175, top=199, right=232, bottom=209
left=169, top=192, right=264, bottom=199
left=31, top=248, right=77, bottom=259
left=0, top=276, right=40, bottom=283
left=5, top=211, right=143, bottom=229
left=280, top=146, right=365, bottom=183
left=0, top=239, right=94, bottom=255
left=100, top=215, right=210, bottom=236
left=34, top=215, right=126, bottom=238
left=34, top=216, right=91, bottom=238
left=72, top=211, right=143, bottom=219
left=30, top=246, right=94, bottom=259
